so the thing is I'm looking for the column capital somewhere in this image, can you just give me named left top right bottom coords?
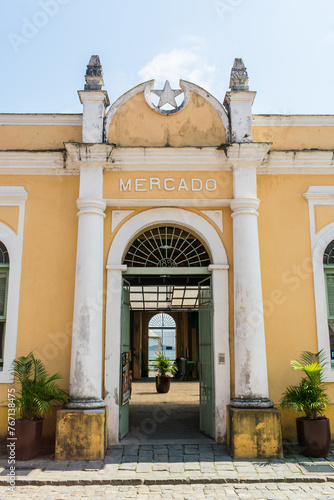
left=226, top=143, right=272, bottom=169
left=230, top=198, right=260, bottom=217
left=106, top=264, right=128, bottom=272
left=224, top=90, right=256, bottom=106
left=78, top=90, right=110, bottom=106
left=77, top=197, right=106, bottom=217
left=65, top=143, right=114, bottom=169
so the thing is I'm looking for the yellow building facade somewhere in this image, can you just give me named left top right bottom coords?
left=1, top=56, right=334, bottom=458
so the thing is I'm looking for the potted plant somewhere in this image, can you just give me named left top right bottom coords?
left=152, top=352, right=176, bottom=393
left=280, top=350, right=331, bottom=457
left=9, top=351, right=69, bottom=460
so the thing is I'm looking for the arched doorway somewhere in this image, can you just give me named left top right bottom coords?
left=105, top=208, right=229, bottom=445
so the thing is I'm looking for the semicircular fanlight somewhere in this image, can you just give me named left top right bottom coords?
left=324, top=240, right=334, bottom=265
left=123, top=226, right=211, bottom=268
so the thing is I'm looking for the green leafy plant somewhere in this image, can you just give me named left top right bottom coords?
left=11, top=351, right=69, bottom=420
left=280, top=350, right=330, bottom=419
left=152, top=352, right=176, bottom=383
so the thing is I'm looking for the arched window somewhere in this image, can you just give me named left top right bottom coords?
left=148, top=313, right=176, bottom=370
left=0, top=241, right=9, bottom=370
left=123, top=226, right=211, bottom=268
left=324, top=240, right=334, bottom=365
left=324, top=240, right=334, bottom=366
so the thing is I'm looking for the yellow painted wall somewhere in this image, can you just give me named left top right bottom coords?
left=0, top=206, right=19, bottom=234
left=253, top=126, right=334, bottom=150
left=258, top=174, right=334, bottom=439
left=0, top=125, right=82, bottom=150
left=315, top=205, right=334, bottom=234
left=0, top=175, right=79, bottom=443
left=107, top=92, right=226, bottom=147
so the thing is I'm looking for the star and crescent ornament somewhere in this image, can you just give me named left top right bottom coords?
left=151, top=80, right=183, bottom=108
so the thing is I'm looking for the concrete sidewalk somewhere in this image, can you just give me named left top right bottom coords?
left=1, top=444, right=334, bottom=487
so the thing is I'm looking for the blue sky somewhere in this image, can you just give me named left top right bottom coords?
left=1, top=0, right=334, bottom=114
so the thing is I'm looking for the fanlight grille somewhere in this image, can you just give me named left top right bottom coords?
left=0, top=242, right=9, bottom=265
left=123, top=226, right=211, bottom=268
left=149, top=313, right=176, bottom=328
left=324, top=240, right=334, bottom=265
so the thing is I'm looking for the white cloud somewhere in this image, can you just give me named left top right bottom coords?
left=138, top=48, right=216, bottom=91
left=323, top=32, right=334, bottom=45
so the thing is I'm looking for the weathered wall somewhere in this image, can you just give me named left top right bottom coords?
left=257, top=174, right=334, bottom=438
left=253, top=126, right=334, bottom=150
left=0, top=125, right=82, bottom=150
left=107, top=92, right=227, bottom=147
left=0, top=174, right=79, bottom=443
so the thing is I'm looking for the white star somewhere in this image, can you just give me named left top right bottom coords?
left=151, top=80, right=183, bottom=108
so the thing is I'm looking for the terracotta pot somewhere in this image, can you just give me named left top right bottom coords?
left=10, top=418, right=44, bottom=461
left=156, top=375, right=171, bottom=393
left=296, top=417, right=331, bottom=457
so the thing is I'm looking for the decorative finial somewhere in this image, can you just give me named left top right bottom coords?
left=84, top=55, right=104, bottom=91
left=229, top=58, right=249, bottom=91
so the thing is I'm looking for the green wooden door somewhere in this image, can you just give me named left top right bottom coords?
left=198, top=276, right=215, bottom=438
left=119, top=280, right=131, bottom=440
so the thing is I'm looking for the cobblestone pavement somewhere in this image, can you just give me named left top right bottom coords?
left=1, top=444, right=334, bottom=498
left=2, top=482, right=334, bottom=499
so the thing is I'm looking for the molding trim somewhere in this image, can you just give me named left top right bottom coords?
left=109, top=147, right=231, bottom=170
left=106, top=264, right=127, bottom=271
left=304, top=186, right=334, bottom=382
left=226, top=143, right=272, bottom=169
left=0, top=114, right=82, bottom=126
left=65, top=143, right=114, bottom=168
left=253, top=115, right=334, bottom=127
left=0, top=148, right=333, bottom=176
left=105, top=198, right=232, bottom=208
left=259, top=151, right=334, bottom=175
left=303, top=186, right=334, bottom=203
left=0, top=187, right=28, bottom=383
left=0, top=151, right=78, bottom=175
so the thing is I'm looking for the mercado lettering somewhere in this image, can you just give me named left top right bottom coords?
left=119, top=177, right=217, bottom=193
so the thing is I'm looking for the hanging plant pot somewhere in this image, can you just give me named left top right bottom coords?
left=156, top=375, right=171, bottom=394
left=296, top=417, right=331, bottom=457
left=13, top=418, right=44, bottom=461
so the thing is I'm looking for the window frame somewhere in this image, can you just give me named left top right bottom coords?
left=0, top=186, right=27, bottom=383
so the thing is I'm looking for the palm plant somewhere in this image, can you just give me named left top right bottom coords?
left=152, top=351, right=176, bottom=383
left=280, top=350, right=330, bottom=419
left=11, top=352, right=69, bottom=420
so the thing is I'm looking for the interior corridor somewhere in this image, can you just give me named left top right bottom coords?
left=121, top=379, right=214, bottom=445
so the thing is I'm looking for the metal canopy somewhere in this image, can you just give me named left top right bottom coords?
left=129, top=284, right=210, bottom=311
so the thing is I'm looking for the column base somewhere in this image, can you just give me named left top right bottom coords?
left=66, top=398, right=106, bottom=409
left=55, top=408, right=107, bottom=460
left=230, top=397, right=274, bottom=408
left=227, top=406, right=283, bottom=459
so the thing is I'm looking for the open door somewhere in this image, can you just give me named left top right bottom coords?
left=119, top=279, right=130, bottom=440
left=198, top=276, right=215, bottom=438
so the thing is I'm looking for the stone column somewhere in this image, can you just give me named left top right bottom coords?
left=68, top=173, right=106, bottom=408
left=227, top=143, right=272, bottom=407
left=67, top=55, right=109, bottom=409
left=56, top=56, right=111, bottom=460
